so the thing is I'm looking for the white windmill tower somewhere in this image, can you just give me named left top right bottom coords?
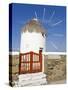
left=19, top=9, right=47, bottom=74
left=20, top=18, right=46, bottom=53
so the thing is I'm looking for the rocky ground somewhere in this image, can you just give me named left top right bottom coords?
left=45, top=55, right=66, bottom=84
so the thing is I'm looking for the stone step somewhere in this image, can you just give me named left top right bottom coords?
left=19, top=72, right=46, bottom=81
left=18, top=78, right=47, bottom=86
left=15, top=72, right=47, bottom=86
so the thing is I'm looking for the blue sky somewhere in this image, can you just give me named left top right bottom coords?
left=10, top=3, right=66, bottom=52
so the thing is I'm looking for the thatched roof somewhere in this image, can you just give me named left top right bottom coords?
left=21, top=18, right=46, bottom=34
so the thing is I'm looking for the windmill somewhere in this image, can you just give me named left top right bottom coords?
left=16, top=7, right=65, bottom=52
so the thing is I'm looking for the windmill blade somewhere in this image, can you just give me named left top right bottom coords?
left=52, top=33, right=64, bottom=37
left=50, top=41, right=58, bottom=50
left=49, top=11, right=55, bottom=22
left=42, top=8, right=45, bottom=22
left=35, top=11, right=38, bottom=19
left=42, top=11, right=55, bottom=25
left=51, top=20, right=63, bottom=26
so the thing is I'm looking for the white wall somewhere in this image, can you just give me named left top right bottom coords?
left=20, top=31, right=46, bottom=53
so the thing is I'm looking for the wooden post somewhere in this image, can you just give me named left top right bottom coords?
left=19, top=53, right=21, bottom=74
left=39, top=50, right=42, bottom=71
left=30, top=51, right=33, bottom=73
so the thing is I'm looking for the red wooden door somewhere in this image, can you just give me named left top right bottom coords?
left=19, top=51, right=42, bottom=74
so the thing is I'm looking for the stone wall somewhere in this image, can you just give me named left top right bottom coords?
left=44, top=55, right=66, bottom=83
left=9, top=55, right=19, bottom=86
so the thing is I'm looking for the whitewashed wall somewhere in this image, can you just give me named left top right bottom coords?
left=20, top=31, right=46, bottom=53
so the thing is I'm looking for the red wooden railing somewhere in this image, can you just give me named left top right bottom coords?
left=19, top=50, right=42, bottom=74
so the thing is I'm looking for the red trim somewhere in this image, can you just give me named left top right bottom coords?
left=39, top=50, right=42, bottom=71
left=20, top=51, right=39, bottom=55
left=30, top=52, right=33, bottom=72
left=19, top=54, right=21, bottom=74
